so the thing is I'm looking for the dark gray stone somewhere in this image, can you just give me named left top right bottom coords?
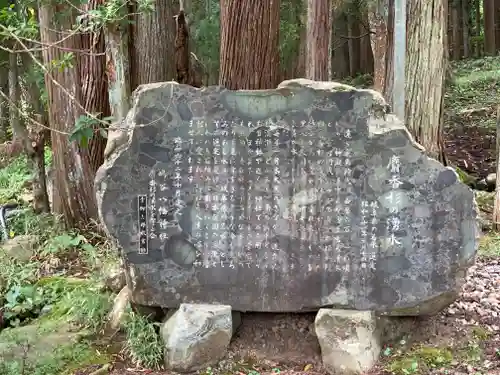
left=95, top=79, right=480, bottom=315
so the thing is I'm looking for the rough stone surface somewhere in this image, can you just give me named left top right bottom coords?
left=108, top=286, right=130, bottom=331
left=314, top=309, right=380, bottom=375
left=102, top=261, right=126, bottom=293
left=0, top=321, right=81, bottom=361
left=160, top=303, right=233, bottom=372
left=95, top=79, right=480, bottom=314
left=0, top=235, right=39, bottom=262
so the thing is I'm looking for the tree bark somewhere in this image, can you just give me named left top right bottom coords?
left=305, top=0, right=332, bottom=80
left=368, top=0, right=393, bottom=96
left=452, top=0, right=461, bottom=59
left=0, top=52, right=8, bottom=142
left=462, top=0, right=470, bottom=57
left=219, top=0, right=281, bottom=90
left=406, top=0, right=447, bottom=163
left=495, top=0, right=500, bottom=50
left=105, top=20, right=131, bottom=124
left=331, top=5, right=350, bottom=79
left=475, top=0, right=482, bottom=56
left=360, top=11, right=375, bottom=75
left=129, top=0, right=178, bottom=90
left=79, top=0, right=110, bottom=174
left=484, top=0, right=496, bottom=55
left=8, top=50, right=21, bottom=149
left=346, top=12, right=356, bottom=76
left=21, top=51, right=50, bottom=214
left=494, top=105, right=500, bottom=230
left=39, top=2, right=99, bottom=228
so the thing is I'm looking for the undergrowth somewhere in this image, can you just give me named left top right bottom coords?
left=0, top=152, right=165, bottom=373
left=123, top=311, right=165, bottom=369
left=445, top=55, right=500, bottom=129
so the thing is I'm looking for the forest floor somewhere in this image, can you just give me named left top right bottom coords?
left=443, top=56, right=500, bottom=180
left=0, top=56, right=499, bottom=375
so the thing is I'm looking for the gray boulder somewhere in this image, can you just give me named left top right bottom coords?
left=95, top=79, right=479, bottom=315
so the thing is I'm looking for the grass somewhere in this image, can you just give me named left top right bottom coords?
left=445, top=55, right=500, bottom=129
left=383, top=338, right=490, bottom=375
left=478, top=233, right=500, bottom=258
left=385, top=345, right=453, bottom=375
left=122, top=311, right=165, bottom=369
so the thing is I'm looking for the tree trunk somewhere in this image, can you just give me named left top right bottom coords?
left=368, top=0, right=392, bottom=95
left=494, top=106, right=500, bottom=230
left=219, top=0, right=281, bottom=90
left=484, top=0, right=496, bottom=54
left=495, top=0, right=500, bottom=50
left=0, top=52, right=8, bottom=142
left=22, top=51, right=50, bottom=214
left=452, top=0, right=461, bottom=59
left=475, top=0, right=482, bottom=56
left=332, top=6, right=350, bottom=79
left=105, top=21, right=131, bottom=124
left=174, top=10, right=194, bottom=86
left=384, top=2, right=395, bottom=104
left=129, top=0, right=178, bottom=90
left=346, top=12, right=356, bottom=76
left=462, top=0, right=470, bottom=57
left=359, top=11, right=375, bottom=75
left=295, top=10, right=307, bottom=79
left=406, top=0, right=447, bottom=163
left=8, top=50, right=21, bottom=149
left=39, top=2, right=99, bottom=228
left=79, top=0, right=110, bottom=174
left=305, top=0, right=332, bottom=80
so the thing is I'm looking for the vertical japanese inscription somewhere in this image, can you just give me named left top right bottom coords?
left=386, top=155, right=403, bottom=253
left=138, top=195, right=148, bottom=254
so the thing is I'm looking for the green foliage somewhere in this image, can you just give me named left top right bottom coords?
left=190, top=0, right=220, bottom=82
left=0, top=4, right=38, bottom=40
left=0, top=257, right=39, bottom=294
left=75, top=0, right=155, bottom=32
left=25, top=341, right=109, bottom=375
left=50, top=52, right=75, bottom=71
left=123, top=310, right=164, bottom=369
left=0, top=150, right=52, bottom=204
left=385, top=346, right=453, bottom=375
left=48, top=281, right=113, bottom=331
left=42, top=232, right=88, bottom=256
left=478, top=234, right=500, bottom=258
left=279, top=0, right=303, bottom=70
left=342, top=73, right=374, bottom=88
left=0, top=336, right=110, bottom=375
left=70, top=114, right=111, bottom=148
left=0, top=155, right=31, bottom=203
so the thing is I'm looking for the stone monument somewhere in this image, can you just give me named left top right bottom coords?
left=95, top=79, right=479, bottom=373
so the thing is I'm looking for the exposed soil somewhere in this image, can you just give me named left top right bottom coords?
left=444, top=110, right=497, bottom=180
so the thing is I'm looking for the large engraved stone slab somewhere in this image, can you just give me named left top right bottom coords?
left=95, top=79, right=479, bottom=315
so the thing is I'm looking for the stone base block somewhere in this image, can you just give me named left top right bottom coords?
left=160, top=303, right=233, bottom=372
left=314, top=309, right=381, bottom=375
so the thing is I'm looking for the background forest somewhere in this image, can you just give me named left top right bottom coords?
left=0, top=0, right=499, bottom=374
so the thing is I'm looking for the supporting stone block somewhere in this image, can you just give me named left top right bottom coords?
left=315, top=309, right=381, bottom=375
left=160, top=303, right=233, bottom=372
